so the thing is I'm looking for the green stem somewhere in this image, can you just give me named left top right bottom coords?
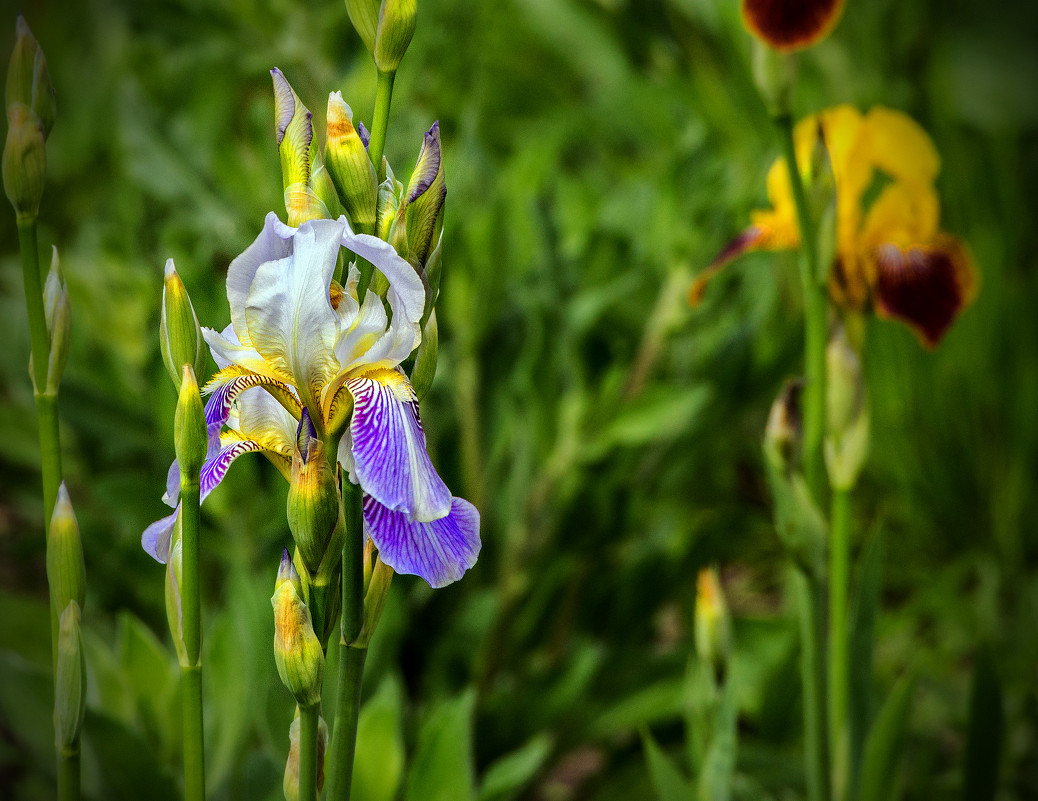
left=793, top=567, right=831, bottom=801
left=829, top=486, right=852, bottom=799
left=18, top=221, right=50, bottom=400
left=368, top=69, right=396, bottom=181
left=57, top=748, right=80, bottom=801
left=298, top=703, right=320, bottom=801
left=180, top=481, right=206, bottom=801
left=775, top=115, right=828, bottom=504
left=182, top=664, right=205, bottom=801
left=325, top=482, right=367, bottom=801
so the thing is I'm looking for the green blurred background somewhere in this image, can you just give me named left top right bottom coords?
left=0, top=0, right=1035, bottom=798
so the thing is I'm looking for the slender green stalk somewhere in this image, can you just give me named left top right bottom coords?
left=20, top=220, right=78, bottom=801
left=180, top=480, right=206, bottom=801
left=368, top=69, right=396, bottom=180
left=57, top=748, right=80, bottom=801
left=793, top=568, right=830, bottom=801
left=325, top=481, right=367, bottom=801
left=829, top=486, right=852, bottom=799
left=298, top=703, right=320, bottom=801
left=775, top=115, right=828, bottom=504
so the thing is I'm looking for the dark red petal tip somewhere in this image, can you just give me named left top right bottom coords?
left=741, top=0, right=846, bottom=51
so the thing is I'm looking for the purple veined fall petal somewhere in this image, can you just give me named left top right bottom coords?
left=363, top=494, right=480, bottom=588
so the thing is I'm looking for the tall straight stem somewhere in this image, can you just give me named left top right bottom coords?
left=794, top=568, right=830, bottom=801
left=325, top=482, right=367, bottom=801
left=368, top=69, right=396, bottom=181
left=298, top=703, right=320, bottom=801
left=829, top=486, right=852, bottom=799
left=775, top=115, right=828, bottom=503
left=57, top=748, right=80, bottom=801
left=180, top=481, right=206, bottom=801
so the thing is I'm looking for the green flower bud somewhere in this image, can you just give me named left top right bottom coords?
left=47, top=483, right=85, bottom=615
left=271, top=68, right=317, bottom=192
left=345, top=0, right=380, bottom=55
left=6, top=16, right=55, bottom=138
left=165, top=518, right=189, bottom=666
left=271, top=550, right=325, bottom=707
left=763, top=378, right=802, bottom=474
left=54, top=600, right=85, bottom=751
left=287, top=411, right=340, bottom=574
left=825, top=327, right=869, bottom=491
left=374, top=0, right=416, bottom=73
left=284, top=182, right=331, bottom=227
left=353, top=554, right=393, bottom=648
left=28, top=247, right=70, bottom=394
left=376, top=168, right=403, bottom=242
left=309, top=159, right=343, bottom=220
left=751, top=39, right=795, bottom=119
left=3, top=102, right=46, bottom=222
left=325, top=92, right=378, bottom=229
left=421, top=229, right=443, bottom=326
left=694, top=567, right=730, bottom=681
left=404, top=122, right=446, bottom=269
left=174, top=365, right=207, bottom=476
left=160, top=258, right=205, bottom=389
left=410, top=308, right=437, bottom=402
left=283, top=710, right=329, bottom=801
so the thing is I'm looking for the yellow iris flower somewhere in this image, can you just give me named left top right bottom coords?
left=697, top=105, right=978, bottom=348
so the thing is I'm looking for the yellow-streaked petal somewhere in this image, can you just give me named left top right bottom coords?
left=858, top=182, right=941, bottom=251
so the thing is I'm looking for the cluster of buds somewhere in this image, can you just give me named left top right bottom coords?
left=48, top=484, right=87, bottom=752
left=3, top=15, right=55, bottom=223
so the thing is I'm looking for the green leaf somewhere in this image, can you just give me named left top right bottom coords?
left=405, top=690, right=477, bottom=801
left=479, top=733, right=553, bottom=801
left=351, top=675, right=406, bottom=801
left=963, top=649, right=1004, bottom=801
left=858, top=672, right=916, bottom=801
left=589, top=677, right=686, bottom=738
left=116, top=611, right=178, bottom=756
left=85, top=709, right=180, bottom=801
left=698, top=678, right=737, bottom=801
left=642, top=728, right=694, bottom=801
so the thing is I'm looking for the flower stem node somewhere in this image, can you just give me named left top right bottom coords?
left=54, top=600, right=85, bottom=751
left=373, top=0, right=416, bottom=73
left=272, top=550, right=326, bottom=708
left=283, top=710, right=329, bottom=801
left=288, top=410, right=341, bottom=574
left=160, top=259, right=206, bottom=390
left=47, top=483, right=86, bottom=615
left=824, top=327, right=869, bottom=491
left=326, top=92, right=378, bottom=230
left=174, top=365, right=208, bottom=476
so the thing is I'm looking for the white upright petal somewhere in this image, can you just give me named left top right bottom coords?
left=245, top=218, right=346, bottom=407
left=226, top=212, right=295, bottom=346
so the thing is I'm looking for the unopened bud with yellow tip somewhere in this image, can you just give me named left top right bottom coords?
left=160, top=259, right=205, bottom=389
left=54, top=600, right=85, bottom=750
left=272, top=549, right=325, bottom=707
left=47, top=483, right=85, bottom=615
left=174, top=365, right=207, bottom=476
left=325, top=92, right=378, bottom=230
left=288, top=410, right=341, bottom=574
left=694, top=566, right=731, bottom=681
left=283, top=710, right=329, bottom=801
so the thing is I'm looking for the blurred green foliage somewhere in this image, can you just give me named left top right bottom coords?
left=1, top=0, right=1036, bottom=799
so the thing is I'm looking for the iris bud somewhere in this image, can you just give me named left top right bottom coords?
left=345, top=0, right=379, bottom=55
left=374, top=0, right=416, bottom=73
left=694, top=567, right=731, bottom=681
left=28, top=247, right=70, bottom=394
left=271, top=68, right=316, bottom=192
left=47, top=483, right=86, bottom=615
left=763, top=377, right=802, bottom=473
left=6, top=16, right=55, bottom=136
left=325, top=92, right=378, bottom=229
left=283, top=710, right=329, bottom=801
left=404, top=122, right=446, bottom=269
left=160, top=259, right=205, bottom=389
left=54, top=601, right=85, bottom=750
left=825, top=327, right=869, bottom=491
left=174, top=365, right=207, bottom=477
left=3, top=102, right=46, bottom=222
left=165, top=519, right=189, bottom=666
left=272, top=550, right=325, bottom=707
left=410, top=309, right=437, bottom=402
left=287, top=410, right=341, bottom=574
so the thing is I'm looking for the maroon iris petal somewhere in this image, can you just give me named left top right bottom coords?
left=742, top=0, right=845, bottom=51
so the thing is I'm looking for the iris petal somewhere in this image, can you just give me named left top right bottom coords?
left=142, top=505, right=180, bottom=564
left=363, top=494, right=480, bottom=588
left=347, top=369, right=452, bottom=522
left=226, top=212, right=295, bottom=347
left=741, top=0, right=845, bottom=51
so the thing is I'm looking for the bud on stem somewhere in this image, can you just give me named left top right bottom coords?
left=272, top=550, right=326, bottom=707
left=47, top=483, right=86, bottom=616
left=174, top=365, right=207, bottom=477
left=288, top=410, right=341, bottom=574
left=54, top=601, right=85, bottom=750
left=160, top=259, right=205, bottom=389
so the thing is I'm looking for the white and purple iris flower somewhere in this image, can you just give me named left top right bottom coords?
left=142, top=213, right=480, bottom=588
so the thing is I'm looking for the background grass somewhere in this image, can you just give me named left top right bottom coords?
left=0, top=0, right=1035, bottom=798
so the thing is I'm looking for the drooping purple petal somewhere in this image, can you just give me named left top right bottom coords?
left=347, top=371, right=452, bottom=522
left=363, top=494, right=480, bottom=588
left=200, top=440, right=265, bottom=502
left=142, top=505, right=180, bottom=564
